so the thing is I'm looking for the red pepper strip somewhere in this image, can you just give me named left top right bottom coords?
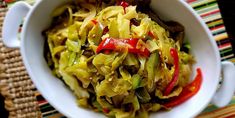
left=96, top=38, right=150, bottom=57
left=127, top=38, right=150, bottom=56
left=148, top=31, right=156, bottom=39
left=4, top=0, right=15, bottom=3
left=103, top=26, right=109, bottom=35
left=91, top=19, right=98, bottom=25
left=164, top=48, right=180, bottom=96
left=102, top=108, right=110, bottom=113
left=104, top=50, right=111, bottom=54
left=163, top=68, right=203, bottom=108
left=119, top=1, right=129, bottom=14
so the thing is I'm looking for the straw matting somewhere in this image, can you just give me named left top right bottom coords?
left=0, top=7, right=41, bottom=118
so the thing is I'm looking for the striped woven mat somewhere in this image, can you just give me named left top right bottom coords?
left=0, top=0, right=235, bottom=118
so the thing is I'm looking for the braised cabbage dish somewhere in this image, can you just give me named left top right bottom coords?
left=44, top=0, right=202, bottom=118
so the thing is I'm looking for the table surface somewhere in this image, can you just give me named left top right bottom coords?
left=0, top=0, right=235, bottom=118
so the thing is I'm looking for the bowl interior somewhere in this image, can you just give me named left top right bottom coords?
left=21, top=0, right=221, bottom=118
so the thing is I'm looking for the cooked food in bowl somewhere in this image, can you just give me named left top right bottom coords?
left=44, top=0, right=202, bottom=117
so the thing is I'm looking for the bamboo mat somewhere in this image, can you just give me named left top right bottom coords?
left=0, top=0, right=235, bottom=118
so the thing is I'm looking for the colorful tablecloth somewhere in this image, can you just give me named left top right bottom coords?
left=1, top=0, right=235, bottom=118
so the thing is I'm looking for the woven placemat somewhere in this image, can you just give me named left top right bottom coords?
left=0, top=6, right=41, bottom=118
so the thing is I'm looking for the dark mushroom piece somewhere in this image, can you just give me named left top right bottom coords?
left=103, top=0, right=116, bottom=5
left=145, top=9, right=185, bottom=46
left=126, top=0, right=185, bottom=46
left=173, top=31, right=185, bottom=47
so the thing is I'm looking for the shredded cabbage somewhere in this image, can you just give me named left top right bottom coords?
left=44, top=1, right=195, bottom=118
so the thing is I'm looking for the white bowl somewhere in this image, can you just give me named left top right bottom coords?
left=2, top=0, right=235, bottom=118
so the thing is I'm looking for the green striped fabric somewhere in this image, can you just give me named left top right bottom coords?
left=188, top=0, right=235, bottom=63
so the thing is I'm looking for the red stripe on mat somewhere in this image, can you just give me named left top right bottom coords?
left=187, top=0, right=197, bottom=3
left=218, top=43, right=232, bottom=49
left=210, top=25, right=224, bottom=30
left=201, top=9, right=220, bottom=17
